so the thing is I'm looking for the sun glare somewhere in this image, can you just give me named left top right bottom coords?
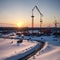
left=17, top=22, right=24, bottom=27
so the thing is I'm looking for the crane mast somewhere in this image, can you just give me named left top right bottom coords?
left=31, top=5, right=43, bottom=33
left=54, top=17, right=59, bottom=28
left=55, top=20, right=59, bottom=28
left=54, top=17, right=59, bottom=37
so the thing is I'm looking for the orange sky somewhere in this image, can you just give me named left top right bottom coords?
left=0, top=0, right=60, bottom=27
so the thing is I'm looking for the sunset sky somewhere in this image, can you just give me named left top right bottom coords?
left=0, top=0, right=60, bottom=27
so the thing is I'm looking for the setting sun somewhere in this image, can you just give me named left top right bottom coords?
left=17, top=22, right=24, bottom=27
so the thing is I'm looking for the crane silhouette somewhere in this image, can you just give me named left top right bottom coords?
left=31, top=5, right=43, bottom=33
left=54, top=17, right=59, bottom=28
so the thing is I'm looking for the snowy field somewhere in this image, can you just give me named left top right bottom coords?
left=28, top=36, right=60, bottom=60
left=0, top=34, right=60, bottom=60
left=0, top=38, right=37, bottom=60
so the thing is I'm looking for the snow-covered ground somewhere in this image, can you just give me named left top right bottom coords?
left=28, top=36, right=60, bottom=60
left=0, top=38, right=37, bottom=60
left=0, top=33, right=60, bottom=60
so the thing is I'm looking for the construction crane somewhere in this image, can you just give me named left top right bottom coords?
left=54, top=17, right=59, bottom=28
left=54, top=17, right=59, bottom=37
left=55, top=20, right=59, bottom=28
left=31, top=5, right=43, bottom=33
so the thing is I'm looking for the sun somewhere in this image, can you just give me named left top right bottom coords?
left=17, top=22, right=24, bottom=27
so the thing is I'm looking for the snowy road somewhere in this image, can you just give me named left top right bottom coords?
left=0, top=38, right=37, bottom=60
left=28, top=36, right=60, bottom=60
left=0, top=35, right=60, bottom=60
left=5, top=40, right=45, bottom=60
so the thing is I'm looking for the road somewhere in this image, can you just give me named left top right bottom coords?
left=18, top=40, right=45, bottom=60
